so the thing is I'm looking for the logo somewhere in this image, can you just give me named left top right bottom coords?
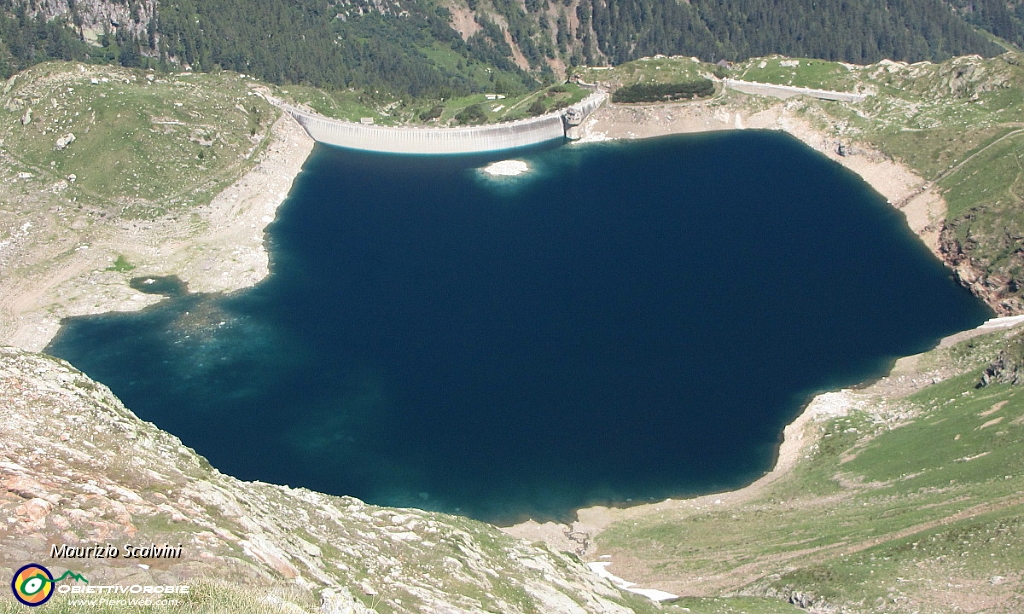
left=10, top=564, right=87, bottom=607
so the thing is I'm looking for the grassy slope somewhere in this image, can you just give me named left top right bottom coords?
left=576, top=56, right=717, bottom=89
left=0, top=581, right=319, bottom=614
left=282, top=81, right=590, bottom=125
left=1, top=63, right=276, bottom=222
left=595, top=328, right=1024, bottom=613
left=0, top=62, right=287, bottom=348
left=605, top=53, right=1024, bottom=187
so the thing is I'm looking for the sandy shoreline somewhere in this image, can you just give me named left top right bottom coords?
left=0, top=113, right=314, bottom=352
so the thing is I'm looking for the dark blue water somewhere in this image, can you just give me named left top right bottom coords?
left=46, top=132, right=990, bottom=524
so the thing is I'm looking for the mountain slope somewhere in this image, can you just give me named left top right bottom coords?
left=0, top=345, right=656, bottom=613
left=0, top=0, right=1008, bottom=96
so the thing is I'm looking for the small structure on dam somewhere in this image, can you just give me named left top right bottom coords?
left=564, top=107, right=584, bottom=126
left=275, top=92, right=607, bottom=155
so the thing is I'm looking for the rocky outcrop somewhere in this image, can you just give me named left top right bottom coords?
left=938, top=222, right=1024, bottom=316
left=54, top=132, right=76, bottom=150
left=977, top=332, right=1024, bottom=387
left=738, top=585, right=845, bottom=613
left=0, top=346, right=642, bottom=613
left=13, top=0, right=157, bottom=42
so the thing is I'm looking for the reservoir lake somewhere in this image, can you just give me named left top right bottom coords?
left=47, top=131, right=991, bottom=524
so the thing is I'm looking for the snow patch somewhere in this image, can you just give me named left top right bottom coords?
left=587, top=561, right=679, bottom=602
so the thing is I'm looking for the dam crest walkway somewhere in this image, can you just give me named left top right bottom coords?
left=272, top=91, right=607, bottom=155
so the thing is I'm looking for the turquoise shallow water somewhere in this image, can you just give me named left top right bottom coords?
left=47, top=131, right=991, bottom=524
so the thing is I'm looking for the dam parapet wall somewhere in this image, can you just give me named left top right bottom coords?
left=286, top=107, right=565, bottom=154
left=723, top=79, right=867, bottom=103
left=567, top=91, right=608, bottom=122
left=274, top=90, right=607, bottom=155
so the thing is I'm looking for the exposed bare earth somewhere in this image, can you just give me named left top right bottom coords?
left=573, top=98, right=945, bottom=256
left=444, top=0, right=481, bottom=40
left=0, top=114, right=313, bottom=352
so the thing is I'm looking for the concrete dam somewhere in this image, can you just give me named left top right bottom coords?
left=278, top=92, right=607, bottom=155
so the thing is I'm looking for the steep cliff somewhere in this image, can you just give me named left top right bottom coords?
left=10, top=0, right=157, bottom=44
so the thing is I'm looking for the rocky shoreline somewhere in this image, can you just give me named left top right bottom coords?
left=940, top=222, right=1024, bottom=316
left=574, top=100, right=947, bottom=258
left=0, top=113, right=314, bottom=352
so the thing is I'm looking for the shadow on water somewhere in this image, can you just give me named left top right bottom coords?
left=46, top=131, right=992, bottom=525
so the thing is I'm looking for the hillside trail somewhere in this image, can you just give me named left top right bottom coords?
left=650, top=493, right=1024, bottom=596
left=893, top=124, right=1024, bottom=211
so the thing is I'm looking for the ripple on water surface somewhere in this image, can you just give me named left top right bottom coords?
left=46, top=132, right=991, bottom=524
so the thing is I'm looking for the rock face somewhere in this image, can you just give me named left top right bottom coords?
left=0, top=347, right=643, bottom=613
left=978, top=333, right=1024, bottom=387
left=12, top=0, right=157, bottom=43
left=939, top=223, right=1024, bottom=316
